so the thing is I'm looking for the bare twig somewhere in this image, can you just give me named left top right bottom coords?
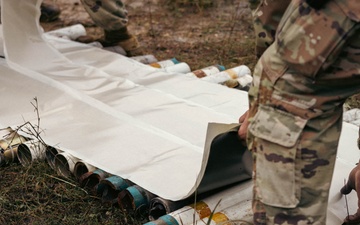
left=45, top=174, right=88, bottom=195
left=30, top=97, right=41, bottom=139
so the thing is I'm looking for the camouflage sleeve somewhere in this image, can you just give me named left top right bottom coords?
left=275, top=0, right=360, bottom=78
left=251, top=0, right=291, bottom=58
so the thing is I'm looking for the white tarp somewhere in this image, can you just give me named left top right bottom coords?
left=0, top=0, right=359, bottom=223
left=0, top=0, right=249, bottom=200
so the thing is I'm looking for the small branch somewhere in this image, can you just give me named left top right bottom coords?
left=45, top=174, right=88, bottom=195
left=30, top=97, right=41, bottom=139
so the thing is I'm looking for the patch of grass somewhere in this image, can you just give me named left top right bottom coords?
left=0, top=162, right=144, bottom=225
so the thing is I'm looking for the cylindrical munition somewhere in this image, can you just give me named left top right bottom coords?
left=46, top=24, right=87, bottom=40
left=17, top=140, right=46, bottom=166
left=100, top=175, right=131, bottom=205
left=45, top=146, right=62, bottom=169
left=0, top=128, right=28, bottom=166
left=79, top=169, right=110, bottom=195
left=149, top=58, right=180, bottom=69
left=54, top=151, right=79, bottom=178
left=73, top=160, right=96, bottom=181
left=149, top=197, right=193, bottom=221
left=201, top=65, right=251, bottom=84
left=0, top=127, right=27, bottom=149
left=186, top=65, right=226, bottom=78
left=118, top=185, right=157, bottom=215
left=160, top=62, right=191, bottom=74
left=131, top=55, right=158, bottom=64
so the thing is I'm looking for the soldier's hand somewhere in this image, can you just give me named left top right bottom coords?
left=238, top=110, right=249, bottom=140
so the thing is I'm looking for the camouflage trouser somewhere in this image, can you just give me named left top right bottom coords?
left=246, top=0, right=360, bottom=224
left=81, top=0, right=128, bottom=31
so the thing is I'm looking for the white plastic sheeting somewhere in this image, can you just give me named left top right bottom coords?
left=0, top=0, right=359, bottom=223
left=0, top=0, right=249, bottom=200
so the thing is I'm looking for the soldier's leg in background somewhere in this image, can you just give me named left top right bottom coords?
left=81, top=0, right=143, bottom=56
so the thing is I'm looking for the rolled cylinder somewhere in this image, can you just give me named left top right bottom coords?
left=54, top=151, right=79, bottom=178
left=2, top=148, right=18, bottom=164
left=45, top=146, right=62, bottom=169
left=145, top=215, right=179, bottom=225
left=148, top=197, right=192, bottom=221
left=100, top=175, right=131, bottom=205
left=149, top=58, right=180, bottom=69
left=79, top=169, right=110, bottom=195
left=236, top=74, right=253, bottom=88
left=45, top=24, right=87, bottom=40
left=118, top=185, right=157, bottom=216
left=160, top=62, right=191, bottom=74
left=0, top=127, right=27, bottom=149
left=17, top=140, right=46, bottom=166
left=0, top=128, right=26, bottom=166
left=201, top=65, right=251, bottom=84
left=73, top=160, right=96, bottom=181
left=222, top=74, right=253, bottom=91
left=130, top=55, right=158, bottom=64
left=186, top=65, right=226, bottom=78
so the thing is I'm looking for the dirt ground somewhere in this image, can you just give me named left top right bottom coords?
left=41, top=0, right=257, bottom=70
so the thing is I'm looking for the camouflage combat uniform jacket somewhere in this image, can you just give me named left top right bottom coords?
left=247, top=0, right=360, bottom=224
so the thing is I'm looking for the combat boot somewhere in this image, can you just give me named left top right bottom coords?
left=102, top=27, right=144, bottom=57
left=40, top=2, right=61, bottom=23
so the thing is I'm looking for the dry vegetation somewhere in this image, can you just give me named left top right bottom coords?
left=1, top=0, right=359, bottom=224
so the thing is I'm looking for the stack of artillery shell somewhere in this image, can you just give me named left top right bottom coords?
left=200, top=65, right=251, bottom=84
left=144, top=181, right=253, bottom=225
left=149, top=58, right=180, bottom=69
left=99, top=175, right=132, bottom=205
left=54, top=151, right=80, bottom=178
left=17, top=140, right=47, bottom=166
left=73, top=160, right=96, bottom=181
left=131, top=55, right=158, bottom=64
left=186, top=65, right=226, bottom=78
left=0, top=127, right=29, bottom=166
left=118, top=185, right=157, bottom=216
left=79, top=169, right=110, bottom=195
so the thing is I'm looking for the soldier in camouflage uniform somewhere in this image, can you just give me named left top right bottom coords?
left=238, top=0, right=360, bottom=224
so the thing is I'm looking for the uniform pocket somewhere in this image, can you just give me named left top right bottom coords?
left=249, top=105, right=307, bottom=208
